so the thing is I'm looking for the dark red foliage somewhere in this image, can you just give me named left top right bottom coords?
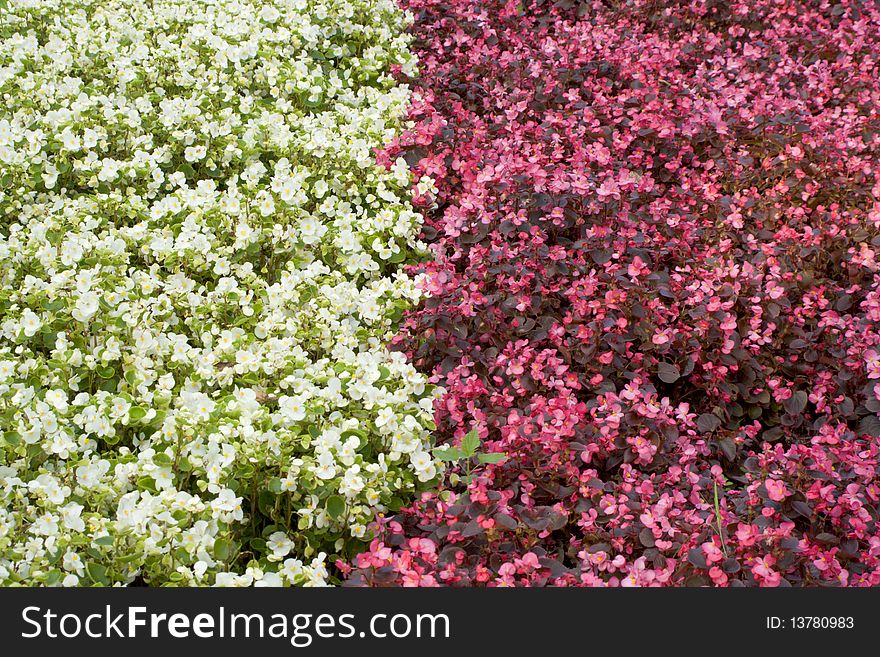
left=344, top=0, right=880, bottom=586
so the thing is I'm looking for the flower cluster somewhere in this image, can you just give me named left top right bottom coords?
left=0, top=0, right=442, bottom=586
left=345, top=0, right=880, bottom=587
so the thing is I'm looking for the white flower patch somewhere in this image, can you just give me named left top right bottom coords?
left=0, top=0, right=440, bottom=587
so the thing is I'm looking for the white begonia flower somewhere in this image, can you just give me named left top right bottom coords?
left=61, top=129, right=81, bottom=152
left=33, top=513, right=59, bottom=536
left=340, top=466, right=365, bottom=497
left=266, top=531, right=294, bottom=561
left=253, top=571, right=284, bottom=587
left=260, top=5, right=281, bottom=23
left=278, top=395, right=307, bottom=423
left=72, top=291, right=101, bottom=322
left=375, top=406, right=397, bottom=429
left=180, top=390, right=216, bottom=420
left=21, top=421, right=42, bottom=445
left=20, top=309, right=42, bottom=337
left=63, top=551, right=85, bottom=575
left=313, top=450, right=337, bottom=480
left=60, top=503, right=85, bottom=531
left=44, top=389, right=69, bottom=412
left=0, top=360, right=15, bottom=381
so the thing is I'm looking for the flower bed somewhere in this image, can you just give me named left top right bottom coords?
left=345, top=0, right=880, bottom=587
left=0, top=0, right=441, bottom=586
left=2, top=0, right=879, bottom=590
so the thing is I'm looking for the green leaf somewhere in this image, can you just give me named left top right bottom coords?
left=97, top=365, right=116, bottom=379
left=461, top=430, right=480, bottom=457
left=153, top=452, right=173, bottom=467
left=98, top=378, right=118, bottom=393
left=94, top=535, right=115, bottom=547
left=213, top=538, right=232, bottom=561
left=341, top=428, right=367, bottom=441
left=477, top=452, right=507, bottom=465
left=86, top=562, right=109, bottom=585
left=326, top=495, right=346, bottom=519
left=136, top=476, right=157, bottom=493
left=433, top=447, right=464, bottom=462
left=42, top=298, right=65, bottom=312
left=129, top=406, right=147, bottom=421
left=40, top=329, right=56, bottom=347
left=268, top=477, right=283, bottom=493
left=257, top=490, right=274, bottom=516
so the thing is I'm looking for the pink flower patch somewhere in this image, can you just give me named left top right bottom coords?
left=344, top=0, right=880, bottom=589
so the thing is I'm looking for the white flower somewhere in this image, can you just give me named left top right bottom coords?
left=33, top=513, right=59, bottom=536
left=253, top=571, right=283, bottom=587
left=266, top=531, right=294, bottom=561
left=76, top=460, right=110, bottom=489
left=61, top=129, right=81, bottom=152
left=72, top=292, right=101, bottom=322
left=211, top=489, right=243, bottom=521
left=298, top=216, right=327, bottom=244
left=258, top=194, right=275, bottom=216
left=0, top=360, right=15, bottom=382
left=340, top=466, right=365, bottom=497
left=21, top=421, right=42, bottom=445
left=280, top=558, right=304, bottom=582
left=62, top=550, right=85, bottom=575
left=180, top=390, right=216, bottom=420
left=411, top=451, right=437, bottom=482
left=44, top=389, right=69, bottom=413
left=184, top=145, right=206, bottom=162
left=375, top=406, right=397, bottom=429
left=278, top=395, right=307, bottom=422
left=20, top=309, right=42, bottom=337
left=260, top=5, right=281, bottom=23
left=313, top=451, right=337, bottom=480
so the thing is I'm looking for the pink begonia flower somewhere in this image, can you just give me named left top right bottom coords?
left=765, top=479, right=790, bottom=502
left=651, top=331, right=670, bottom=345
left=866, top=350, right=880, bottom=379
left=752, top=557, right=782, bottom=587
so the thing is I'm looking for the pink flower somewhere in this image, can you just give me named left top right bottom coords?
left=651, top=331, right=670, bottom=345
left=765, top=478, right=789, bottom=502
left=866, top=350, right=880, bottom=379
left=752, top=556, right=782, bottom=587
